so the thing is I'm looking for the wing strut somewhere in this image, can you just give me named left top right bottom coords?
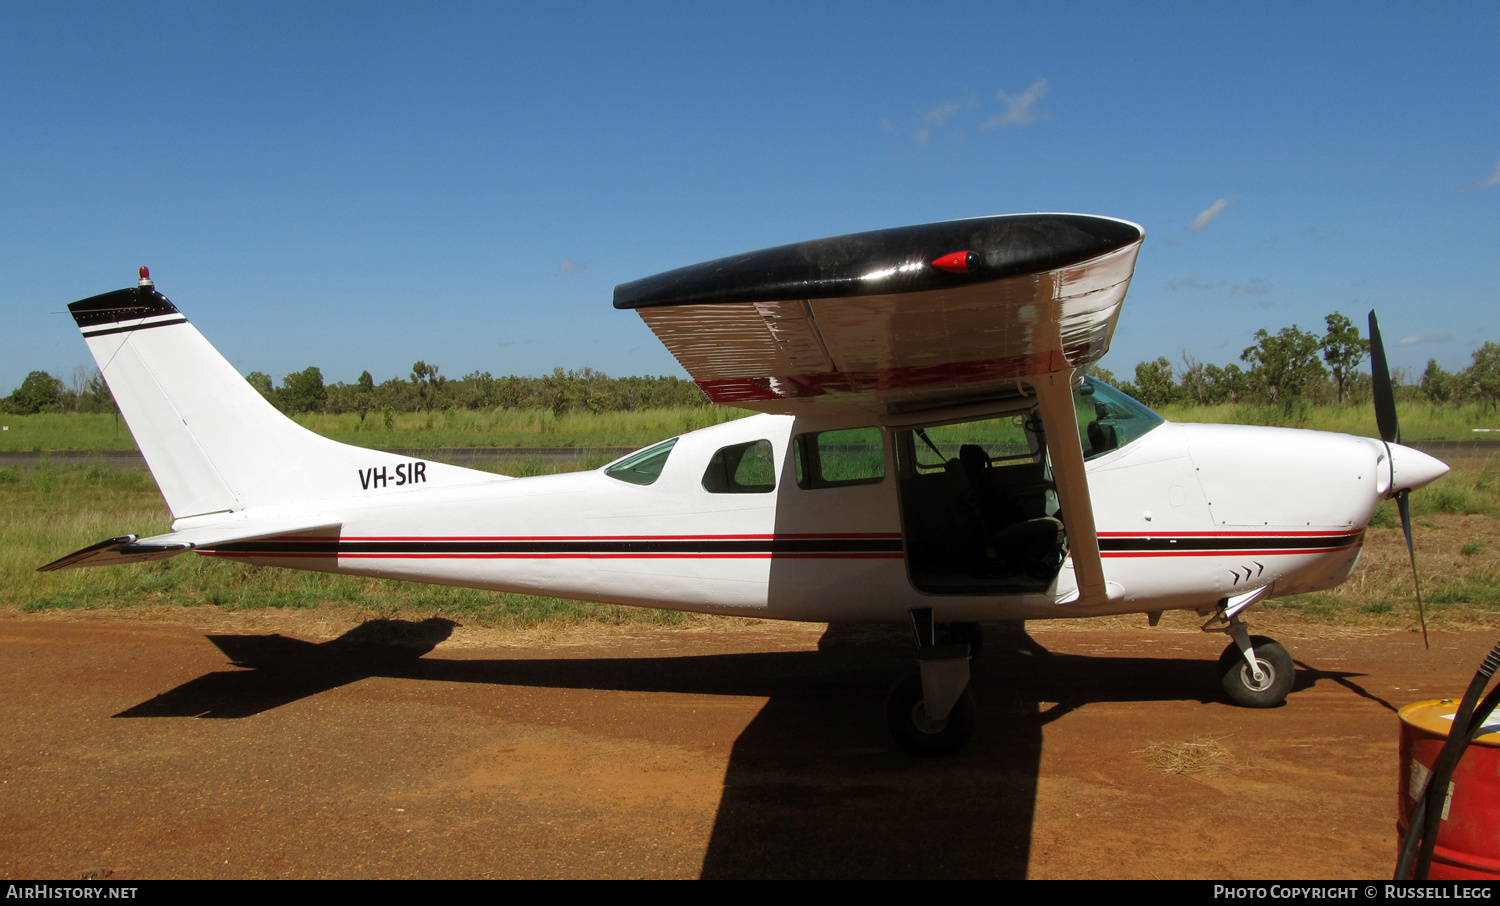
left=1028, top=371, right=1110, bottom=605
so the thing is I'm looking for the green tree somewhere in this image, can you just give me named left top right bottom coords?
left=2, top=371, right=65, bottom=414
left=354, top=370, right=376, bottom=422
left=1178, top=352, right=1208, bottom=405
left=1241, top=325, right=1326, bottom=403
left=1420, top=359, right=1456, bottom=405
left=1080, top=364, right=1118, bottom=388
left=453, top=370, right=498, bottom=410
left=246, top=371, right=275, bottom=400
left=61, top=367, right=116, bottom=413
left=1128, top=357, right=1180, bottom=409
left=1466, top=342, right=1500, bottom=409
left=1321, top=312, right=1369, bottom=405
left=1205, top=363, right=1247, bottom=404
left=411, top=361, right=444, bottom=411
left=543, top=367, right=579, bottom=417
left=280, top=366, right=327, bottom=413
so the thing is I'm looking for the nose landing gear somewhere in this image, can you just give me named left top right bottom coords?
left=1206, top=594, right=1295, bottom=708
left=1218, top=633, right=1294, bottom=707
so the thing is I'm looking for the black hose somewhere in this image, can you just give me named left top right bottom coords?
left=1395, top=641, right=1500, bottom=880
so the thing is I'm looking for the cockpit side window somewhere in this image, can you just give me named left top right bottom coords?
left=604, top=438, right=677, bottom=486
left=1074, top=377, right=1165, bottom=460
left=702, top=439, right=776, bottom=493
left=794, top=427, right=885, bottom=489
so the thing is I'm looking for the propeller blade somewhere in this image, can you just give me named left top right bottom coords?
left=1371, top=311, right=1427, bottom=647
left=1369, top=310, right=1400, bottom=445
left=1396, top=489, right=1429, bottom=650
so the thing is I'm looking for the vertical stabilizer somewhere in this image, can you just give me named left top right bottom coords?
left=70, top=276, right=494, bottom=521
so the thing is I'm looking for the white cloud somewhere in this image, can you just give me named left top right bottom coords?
left=925, top=100, right=963, bottom=127
left=1231, top=279, right=1270, bottom=296
left=1398, top=333, right=1453, bottom=346
left=896, top=83, right=1049, bottom=144
left=912, top=98, right=970, bottom=144
left=1187, top=198, right=1232, bottom=232
left=982, top=79, right=1049, bottom=129
left=1472, top=159, right=1500, bottom=189
left=1168, top=275, right=1203, bottom=291
left=556, top=259, right=586, bottom=276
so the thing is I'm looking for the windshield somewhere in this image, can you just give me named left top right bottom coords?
left=1074, top=377, right=1165, bottom=459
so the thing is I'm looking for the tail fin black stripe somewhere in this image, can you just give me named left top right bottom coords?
left=81, top=315, right=189, bottom=338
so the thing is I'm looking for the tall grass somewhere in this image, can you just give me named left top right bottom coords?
left=306, top=406, right=746, bottom=448
left=1, top=460, right=689, bottom=626
left=1159, top=400, right=1500, bottom=440
left=1385, top=457, right=1500, bottom=518
left=8, top=399, right=1498, bottom=453
left=0, top=413, right=136, bottom=451
left=0, top=407, right=749, bottom=452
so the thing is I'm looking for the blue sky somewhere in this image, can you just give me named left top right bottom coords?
left=3, top=2, right=1497, bottom=396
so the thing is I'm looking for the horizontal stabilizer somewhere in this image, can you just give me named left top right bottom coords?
left=37, top=535, right=186, bottom=571
left=40, top=517, right=342, bottom=572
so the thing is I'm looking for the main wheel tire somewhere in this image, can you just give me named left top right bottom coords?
left=886, top=672, right=976, bottom=755
left=1218, top=636, right=1294, bottom=708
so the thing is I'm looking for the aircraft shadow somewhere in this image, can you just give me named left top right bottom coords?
left=113, top=618, right=1370, bottom=878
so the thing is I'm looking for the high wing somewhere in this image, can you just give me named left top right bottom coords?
left=617, top=213, right=1144, bottom=606
left=614, top=213, right=1144, bottom=418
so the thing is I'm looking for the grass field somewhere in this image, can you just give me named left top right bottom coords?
left=5, top=398, right=1500, bottom=452
left=0, top=407, right=747, bottom=452
left=1157, top=399, right=1500, bottom=440
left=0, top=457, right=706, bottom=627
left=3, top=454, right=1497, bottom=628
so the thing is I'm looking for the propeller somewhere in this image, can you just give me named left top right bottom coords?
left=1369, top=310, right=1429, bottom=649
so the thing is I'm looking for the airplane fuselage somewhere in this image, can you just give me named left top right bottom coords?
left=187, top=408, right=1421, bottom=625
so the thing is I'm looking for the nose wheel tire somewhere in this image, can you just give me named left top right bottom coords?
left=886, top=672, right=976, bottom=755
left=1218, top=636, right=1293, bottom=708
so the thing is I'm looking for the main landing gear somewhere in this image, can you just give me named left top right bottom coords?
left=887, top=608, right=978, bottom=755
left=1206, top=597, right=1294, bottom=708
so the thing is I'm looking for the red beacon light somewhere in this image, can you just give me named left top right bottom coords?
left=931, top=251, right=977, bottom=274
left=138, top=266, right=153, bottom=288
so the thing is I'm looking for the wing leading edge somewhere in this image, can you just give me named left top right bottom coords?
left=615, top=213, right=1144, bottom=418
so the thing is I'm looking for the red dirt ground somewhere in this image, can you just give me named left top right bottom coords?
left=0, top=609, right=1494, bottom=880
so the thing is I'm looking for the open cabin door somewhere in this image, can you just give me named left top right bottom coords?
left=894, top=402, right=1069, bottom=595
left=893, top=374, right=1123, bottom=602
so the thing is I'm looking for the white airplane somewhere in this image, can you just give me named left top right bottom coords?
left=42, top=213, right=1449, bottom=754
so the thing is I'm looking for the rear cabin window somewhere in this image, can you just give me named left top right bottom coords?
left=702, top=439, right=776, bottom=493
left=794, top=427, right=885, bottom=490
left=604, top=438, right=677, bottom=486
